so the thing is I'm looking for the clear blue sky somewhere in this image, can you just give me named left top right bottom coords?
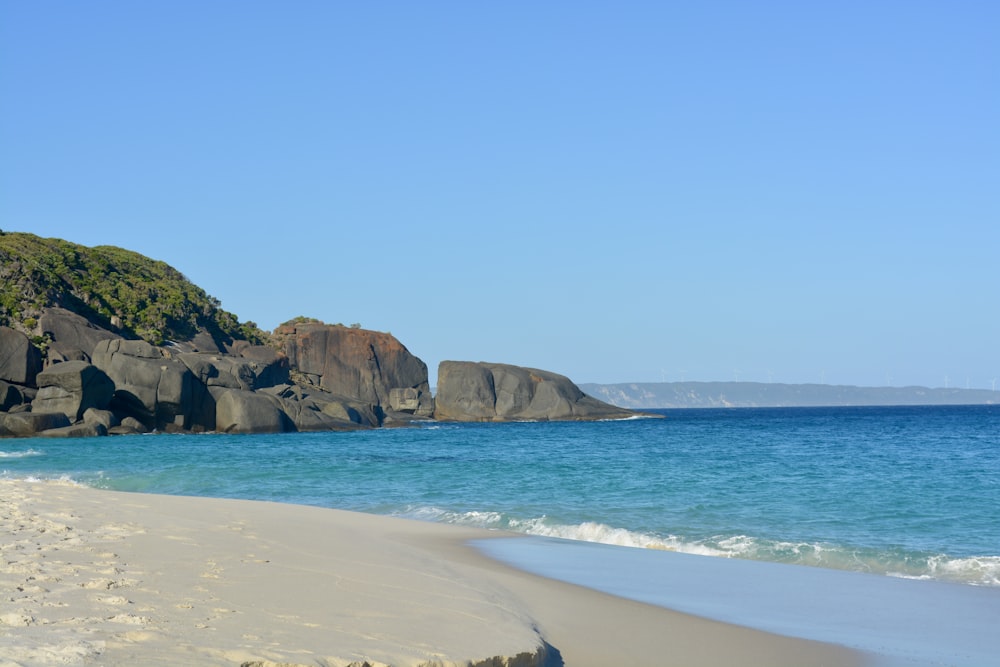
left=2, top=2, right=997, bottom=389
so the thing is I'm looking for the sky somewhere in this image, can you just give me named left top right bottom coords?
left=2, top=2, right=998, bottom=389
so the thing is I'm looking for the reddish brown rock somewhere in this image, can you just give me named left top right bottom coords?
left=276, top=323, right=433, bottom=420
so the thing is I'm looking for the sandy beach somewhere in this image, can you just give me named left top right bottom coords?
left=1, top=479, right=862, bottom=667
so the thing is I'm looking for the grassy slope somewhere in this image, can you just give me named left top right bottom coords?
left=0, top=231, right=265, bottom=347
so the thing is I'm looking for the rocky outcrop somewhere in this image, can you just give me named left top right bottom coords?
left=39, top=307, right=122, bottom=363
left=91, top=339, right=200, bottom=431
left=0, top=412, right=71, bottom=437
left=2, top=233, right=447, bottom=436
left=0, top=326, right=42, bottom=387
left=83, top=335, right=380, bottom=434
left=32, top=360, right=115, bottom=421
left=434, top=361, right=640, bottom=422
left=276, top=323, right=434, bottom=421
left=2, top=235, right=652, bottom=436
left=258, top=383, right=375, bottom=431
left=177, top=346, right=289, bottom=392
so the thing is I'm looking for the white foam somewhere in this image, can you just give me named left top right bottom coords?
left=397, top=507, right=1000, bottom=587
left=0, top=449, right=43, bottom=459
left=3, top=473, right=84, bottom=486
left=926, top=554, right=1000, bottom=587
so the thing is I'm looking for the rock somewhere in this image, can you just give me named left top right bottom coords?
left=36, top=422, right=107, bottom=438
left=233, top=344, right=290, bottom=388
left=276, top=323, right=433, bottom=420
left=32, top=361, right=115, bottom=421
left=83, top=407, right=119, bottom=430
left=212, top=388, right=295, bottom=434
left=318, top=399, right=375, bottom=426
left=386, top=386, right=434, bottom=419
left=179, top=353, right=256, bottom=390
left=257, top=383, right=378, bottom=428
left=39, top=307, right=122, bottom=362
left=434, top=361, right=640, bottom=422
left=188, top=328, right=225, bottom=354
left=389, top=387, right=421, bottom=412
left=92, top=339, right=200, bottom=430
left=278, top=396, right=367, bottom=431
left=108, top=416, right=149, bottom=435
left=0, top=326, right=42, bottom=386
left=434, top=362, right=497, bottom=421
left=0, top=379, right=24, bottom=412
left=0, top=411, right=72, bottom=437
left=94, top=339, right=162, bottom=361
left=177, top=348, right=288, bottom=392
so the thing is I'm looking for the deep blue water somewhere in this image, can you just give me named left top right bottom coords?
left=3, top=405, right=999, bottom=586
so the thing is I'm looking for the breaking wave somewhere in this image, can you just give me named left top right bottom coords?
left=0, top=449, right=43, bottom=459
left=393, top=506, right=1000, bottom=586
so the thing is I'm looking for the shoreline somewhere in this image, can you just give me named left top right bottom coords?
left=1, top=479, right=864, bottom=666
left=479, top=536, right=1000, bottom=667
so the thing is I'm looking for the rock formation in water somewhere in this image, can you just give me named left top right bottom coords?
left=274, top=321, right=435, bottom=422
left=1, top=318, right=435, bottom=436
left=2, top=231, right=642, bottom=436
left=434, top=361, right=639, bottom=422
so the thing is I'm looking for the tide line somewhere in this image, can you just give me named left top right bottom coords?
left=475, top=535, right=1000, bottom=667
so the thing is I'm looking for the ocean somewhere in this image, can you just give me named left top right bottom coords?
left=4, top=404, right=1000, bottom=664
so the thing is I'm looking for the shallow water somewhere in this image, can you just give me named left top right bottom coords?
left=477, top=536, right=1000, bottom=667
left=3, top=405, right=999, bottom=587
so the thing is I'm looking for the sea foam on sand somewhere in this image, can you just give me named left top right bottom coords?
left=1, top=479, right=861, bottom=667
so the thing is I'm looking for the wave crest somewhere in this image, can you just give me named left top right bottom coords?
left=393, top=506, right=1000, bottom=586
left=0, top=449, right=43, bottom=459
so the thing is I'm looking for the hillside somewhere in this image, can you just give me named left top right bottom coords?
left=580, top=381, right=1000, bottom=409
left=0, top=231, right=264, bottom=348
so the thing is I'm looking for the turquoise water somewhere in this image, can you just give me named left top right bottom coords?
left=3, top=405, right=999, bottom=586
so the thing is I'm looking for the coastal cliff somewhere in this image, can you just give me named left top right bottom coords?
left=1, top=232, right=642, bottom=436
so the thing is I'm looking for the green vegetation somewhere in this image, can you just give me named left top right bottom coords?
left=280, top=316, right=325, bottom=327
left=0, top=232, right=266, bottom=347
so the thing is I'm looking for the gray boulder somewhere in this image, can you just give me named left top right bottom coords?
left=434, top=361, right=640, bottom=422
left=109, top=416, right=149, bottom=436
left=92, top=339, right=199, bottom=430
left=386, top=386, right=434, bottom=419
left=228, top=342, right=290, bottom=388
left=435, top=362, right=497, bottom=421
left=0, top=379, right=24, bottom=412
left=39, top=307, right=121, bottom=362
left=32, top=361, right=115, bottom=421
left=277, top=396, right=366, bottom=431
left=0, top=326, right=42, bottom=386
left=179, top=353, right=257, bottom=390
left=83, top=407, right=119, bottom=430
left=178, top=348, right=288, bottom=392
left=212, top=387, right=294, bottom=434
left=36, top=422, right=107, bottom=438
left=258, top=383, right=378, bottom=429
left=0, top=411, right=71, bottom=437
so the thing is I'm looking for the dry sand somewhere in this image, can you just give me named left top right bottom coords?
left=1, top=479, right=864, bottom=666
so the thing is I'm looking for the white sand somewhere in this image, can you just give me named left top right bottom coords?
left=1, top=479, right=863, bottom=666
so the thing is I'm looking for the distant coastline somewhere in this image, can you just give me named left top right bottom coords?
left=579, top=381, right=1000, bottom=409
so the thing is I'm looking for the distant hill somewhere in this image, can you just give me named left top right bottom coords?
left=0, top=231, right=265, bottom=347
left=579, top=381, right=1000, bottom=409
